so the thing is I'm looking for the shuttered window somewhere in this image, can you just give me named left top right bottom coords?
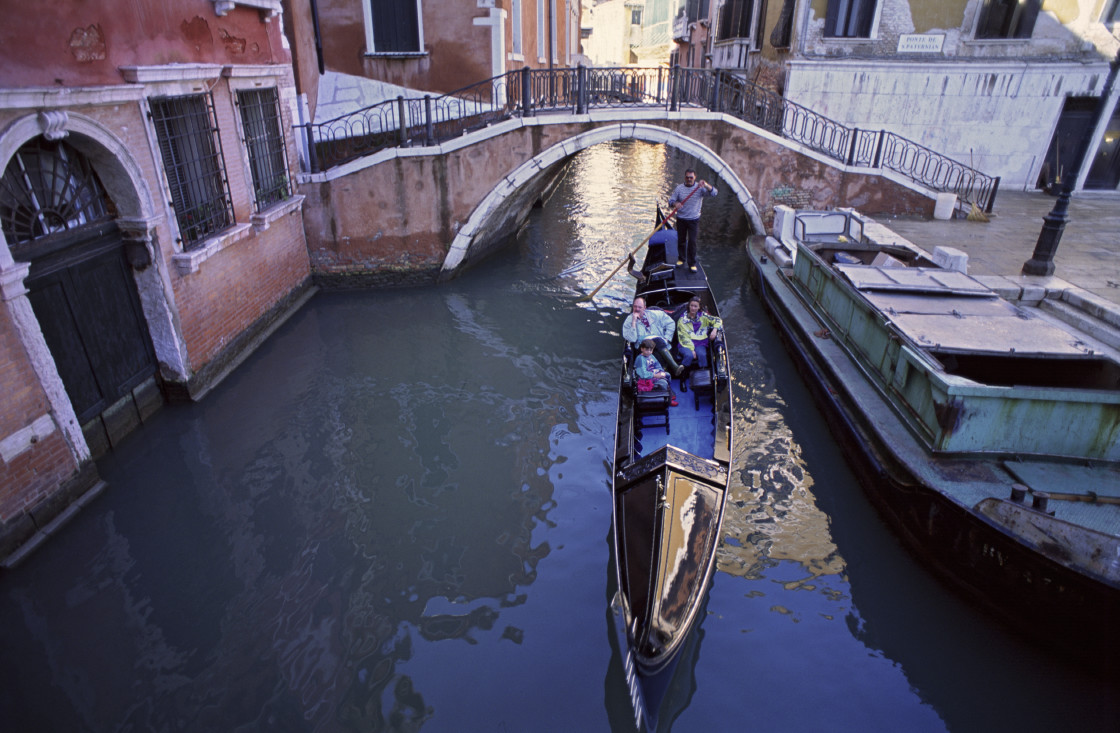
left=370, top=0, right=421, bottom=53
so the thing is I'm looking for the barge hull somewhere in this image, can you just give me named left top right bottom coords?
left=746, top=237, right=1120, bottom=662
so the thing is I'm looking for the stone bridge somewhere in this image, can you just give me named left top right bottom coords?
left=297, top=108, right=937, bottom=286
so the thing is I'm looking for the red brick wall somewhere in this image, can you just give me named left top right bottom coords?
left=0, top=307, right=78, bottom=521
left=167, top=74, right=312, bottom=368
left=174, top=211, right=312, bottom=367
left=0, top=0, right=288, bottom=89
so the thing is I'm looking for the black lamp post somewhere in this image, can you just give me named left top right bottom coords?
left=1021, top=185, right=1072, bottom=276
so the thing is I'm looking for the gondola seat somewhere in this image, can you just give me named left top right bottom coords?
left=634, top=384, right=671, bottom=437
left=690, top=366, right=714, bottom=410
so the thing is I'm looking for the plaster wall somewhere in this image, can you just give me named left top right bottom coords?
left=784, top=60, right=1109, bottom=187
left=0, top=1, right=286, bottom=89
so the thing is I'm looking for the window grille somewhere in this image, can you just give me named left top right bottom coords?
left=824, top=0, right=876, bottom=38
left=975, top=0, right=1040, bottom=39
left=0, top=137, right=111, bottom=245
left=237, top=88, right=290, bottom=212
left=150, top=93, right=234, bottom=248
left=370, top=0, right=420, bottom=53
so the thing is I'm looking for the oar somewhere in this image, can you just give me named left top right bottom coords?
left=578, top=185, right=701, bottom=302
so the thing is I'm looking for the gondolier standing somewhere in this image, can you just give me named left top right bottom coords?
left=667, top=169, right=717, bottom=272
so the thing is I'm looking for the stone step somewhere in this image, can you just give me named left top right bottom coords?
left=1039, top=297, right=1120, bottom=352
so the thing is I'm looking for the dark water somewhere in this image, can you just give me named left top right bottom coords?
left=1, top=141, right=1116, bottom=732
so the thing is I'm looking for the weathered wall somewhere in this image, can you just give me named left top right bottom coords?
left=0, top=0, right=286, bottom=88
left=784, top=60, right=1109, bottom=188
left=308, top=0, right=580, bottom=97
left=784, top=0, right=1120, bottom=189
left=0, top=299, right=80, bottom=535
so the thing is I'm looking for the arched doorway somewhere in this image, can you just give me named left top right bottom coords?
left=1, top=136, right=160, bottom=453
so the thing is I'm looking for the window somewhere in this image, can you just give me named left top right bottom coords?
left=0, top=138, right=111, bottom=245
left=975, top=0, right=1040, bottom=39
left=539, top=0, right=547, bottom=60
left=237, top=88, right=290, bottom=212
left=686, top=0, right=710, bottom=24
left=717, top=0, right=755, bottom=40
left=632, top=8, right=642, bottom=25
left=368, top=0, right=422, bottom=54
left=150, top=94, right=234, bottom=248
left=824, top=0, right=877, bottom=38
left=511, top=0, right=523, bottom=56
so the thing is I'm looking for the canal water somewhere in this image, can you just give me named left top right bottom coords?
left=1, top=141, right=1116, bottom=732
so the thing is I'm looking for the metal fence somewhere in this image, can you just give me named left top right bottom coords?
left=299, top=66, right=999, bottom=212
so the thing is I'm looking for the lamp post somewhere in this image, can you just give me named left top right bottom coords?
left=1021, top=185, right=1072, bottom=276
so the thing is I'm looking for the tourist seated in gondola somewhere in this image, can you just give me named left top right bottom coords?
left=622, top=296, right=684, bottom=377
left=676, top=296, right=723, bottom=387
left=635, top=339, right=679, bottom=407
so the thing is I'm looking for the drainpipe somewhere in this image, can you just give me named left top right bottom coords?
left=548, top=0, right=556, bottom=74
left=310, top=0, right=324, bottom=75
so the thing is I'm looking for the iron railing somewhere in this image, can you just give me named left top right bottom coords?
left=299, top=65, right=1000, bottom=212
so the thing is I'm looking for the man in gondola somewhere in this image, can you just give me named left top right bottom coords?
left=667, top=169, right=717, bottom=272
left=623, top=296, right=683, bottom=378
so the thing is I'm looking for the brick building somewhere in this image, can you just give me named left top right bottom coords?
left=0, top=0, right=312, bottom=561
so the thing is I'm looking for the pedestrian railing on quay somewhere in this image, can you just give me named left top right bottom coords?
left=298, top=65, right=999, bottom=212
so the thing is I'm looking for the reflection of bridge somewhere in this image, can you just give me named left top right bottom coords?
left=297, top=67, right=999, bottom=283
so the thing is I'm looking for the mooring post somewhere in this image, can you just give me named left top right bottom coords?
left=521, top=67, right=532, bottom=117
left=396, top=96, right=408, bottom=147
left=1022, top=185, right=1072, bottom=276
left=423, top=95, right=434, bottom=146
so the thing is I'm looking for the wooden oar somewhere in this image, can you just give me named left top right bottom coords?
left=578, top=185, right=700, bottom=302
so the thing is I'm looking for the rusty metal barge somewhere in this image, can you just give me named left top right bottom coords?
left=745, top=207, right=1120, bottom=660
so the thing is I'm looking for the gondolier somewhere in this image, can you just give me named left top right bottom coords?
left=667, top=169, right=717, bottom=272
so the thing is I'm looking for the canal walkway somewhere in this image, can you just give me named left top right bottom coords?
left=877, top=190, right=1120, bottom=307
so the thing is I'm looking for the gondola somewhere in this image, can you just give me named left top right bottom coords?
left=609, top=213, right=732, bottom=730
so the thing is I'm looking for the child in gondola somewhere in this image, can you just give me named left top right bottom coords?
left=635, top=339, right=679, bottom=407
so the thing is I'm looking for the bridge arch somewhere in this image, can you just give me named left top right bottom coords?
left=439, top=123, right=766, bottom=278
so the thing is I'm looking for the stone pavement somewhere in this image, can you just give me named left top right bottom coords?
left=875, top=190, right=1120, bottom=307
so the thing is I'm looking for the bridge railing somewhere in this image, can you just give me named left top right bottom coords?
left=298, top=66, right=998, bottom=211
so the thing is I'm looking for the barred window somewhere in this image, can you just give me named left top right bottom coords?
left=237, top=88, right=290, bottom=212
left=150, top=93, right=234, bottom=249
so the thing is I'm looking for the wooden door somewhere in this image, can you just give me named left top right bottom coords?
left=21, top=221, right=157, bottom=423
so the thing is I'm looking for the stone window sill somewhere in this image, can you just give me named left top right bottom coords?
left=364, top=51, right=430, bottom=59
left=172, top=223, right=252, bottom=275
left=251, top=194, right=305, bottom=232
left=213, top=0, right=281, bottom=21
